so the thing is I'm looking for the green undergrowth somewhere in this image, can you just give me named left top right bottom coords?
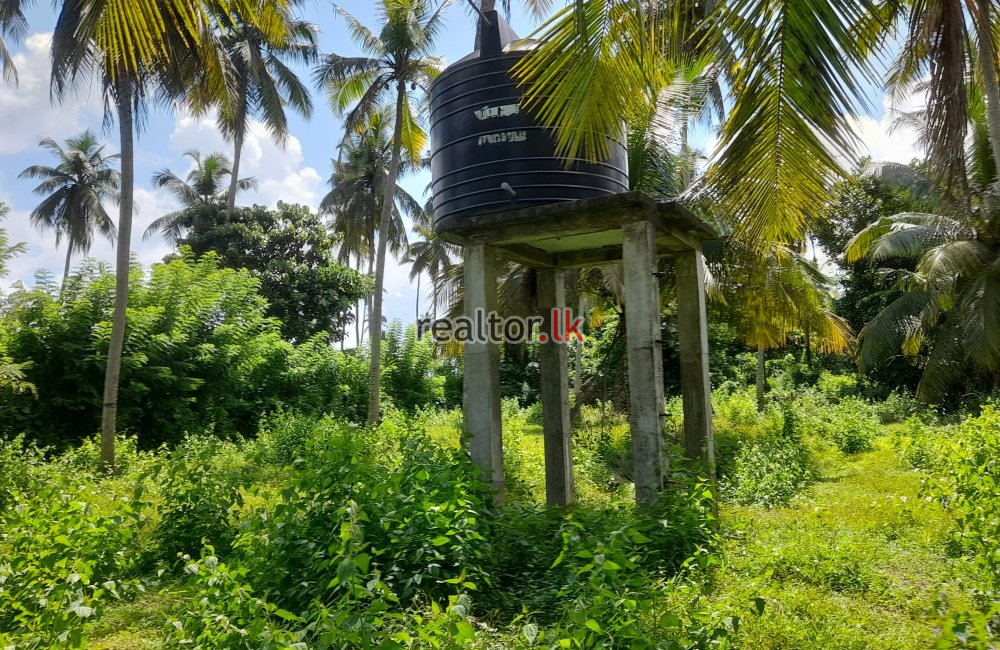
left=709, top=443, right=984, bottom=648
left=0, top=406, right=727, bottom=649
left=2, top=385, right=998, bottom=648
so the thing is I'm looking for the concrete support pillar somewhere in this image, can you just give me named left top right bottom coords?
left=463, top=243, right=504, bottom=501
left=622, top=220, right=666, bottom=505
left=537, top=268, right=574, bottom=506
left=676, top=247, right=716, bottom=487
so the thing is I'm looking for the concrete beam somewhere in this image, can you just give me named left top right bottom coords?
left=676, top=247, right=716, bottom=488
left=537, top=268, right=574, bottom=506
left=463, top=243, right=504, bottom=502
left=622, top=220, right=666, bottom=506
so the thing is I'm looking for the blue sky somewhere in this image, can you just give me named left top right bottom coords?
left=0, top=1, right=921, bottom=342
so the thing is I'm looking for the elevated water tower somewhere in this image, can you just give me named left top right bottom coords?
left=429, top=11, right=716, bottom=507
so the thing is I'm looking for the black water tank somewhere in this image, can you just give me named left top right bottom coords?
left=429, top=10, right=629, bottom=234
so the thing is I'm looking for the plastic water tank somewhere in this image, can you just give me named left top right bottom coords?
left=429, top=10, right=629, bottom=233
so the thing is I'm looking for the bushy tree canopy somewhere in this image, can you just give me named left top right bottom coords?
left=179, top=202, right=372, bottom=343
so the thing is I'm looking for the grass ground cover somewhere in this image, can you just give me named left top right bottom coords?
left=711, top=442, right=984, bottom=648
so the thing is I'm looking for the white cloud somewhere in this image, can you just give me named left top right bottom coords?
left=1, top=184, right=180, bottom=290
left=168, top=112, right=324, bottom=208
left=0, top=33, right=104, bottom=156
left=847, top=92, right=925, bottom=167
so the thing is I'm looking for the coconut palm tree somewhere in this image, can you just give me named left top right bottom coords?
left=50, top=0, right=292, bottom=467
left=865, top=0, right=1000, bottom=191
left=313, top=0, right=447, bottom=423
left=144, top=150, right=256, bottom=243
left=404, top=220, right=458, bottom=321
left=841, top=67, right=1000, bottom=401
left=321, top=108, right=419, bottom=267
left=18, top=130, right=120, bottom=287
left=188, top=6, right=317, bottom=211
left=711, top=241, right=852, bottom=410
left=320, top=108, right=421, bottom=344
left=845, top=158, right=1000, bottom=400
left=0, top=0, right=28, bottom=83
left=846, top=207, right=1000, bottom=401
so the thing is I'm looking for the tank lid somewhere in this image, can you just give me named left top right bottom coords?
left=449, top=9, right=526, bottom=66
left=478, top=9, right=520, bottom=56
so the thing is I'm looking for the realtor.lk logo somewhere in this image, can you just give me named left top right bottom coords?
left=417, top=309, right=584, bottom=344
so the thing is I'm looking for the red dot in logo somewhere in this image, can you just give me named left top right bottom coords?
left=539, top=333, right=547, bottom=342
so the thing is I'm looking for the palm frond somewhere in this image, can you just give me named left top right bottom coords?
left=700, top=0, right=880, bottom=247
left=857, top=288, right=934, bottom=371
left=515, top=0, right=659, bottom=162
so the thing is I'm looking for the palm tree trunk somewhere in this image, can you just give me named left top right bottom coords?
left=367, top=78, right=407, bottom=425
left=361, top=248, right=374, bottom=343
left=756, top=343, right=766, bottom=412
left=975, top=0, right=1000, bottom=180
left=353, top=254, right=361, bottom=346
left=61, top=243, right=73, bottom=294
left=100, top=76, right=135, bottom=469
left=355, top=299, right=361, bottom=346
left=227, top=125, right=245, bottom=213
left=415, top=272, right=421, bottom=322
left=431, top=275, right=438, bottom=321
left=804, top=326, right=812, bottom=367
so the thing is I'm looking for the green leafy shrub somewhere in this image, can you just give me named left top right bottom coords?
left=0, top=481, right=148, bottom=647
left=381, top=321, right=445, bottom=411
left=932, top=594, right=1000, bottom=649
left=0, top=434, right=47, bottom=513
left=0, top=255, right=453, bottom=449
left=147, top=435, right=245, bottom=566
left=796, top=395, right=879, bottom=454
left=56, top=433, right=154, bottom=478
left=893, top=417, right=941, bottom=470
left=236, top=421, right=492, bottom=611
left=164, top=549, right=307, bottom=649
left=723, top=438, right=813, bottom=507
left=816, top=372, right=859, bottom=401
left=829, top=404, right=877, bottom=454
left=372, top=441, right=493, bottom=599
left=483, top=473, right=717, bottom=623
left=874, top=389, right=924, bottom=424
left=710, top=388, right=786, bottom=480
left=721, top=404, right=812, bottom=507
left=764, top=535, right=888, bottom=595
left=926, top=404, right=1000, bottom=588
left=770, top=353, right=821, bottom=394
left=538, top=508, right=731, bottom=649
left=251, top=409, right=322, bottom=467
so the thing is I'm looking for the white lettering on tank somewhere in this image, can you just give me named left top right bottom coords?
left=474, top=104, right=520, bottom=120
left=477, top=130, right=527, bottom=145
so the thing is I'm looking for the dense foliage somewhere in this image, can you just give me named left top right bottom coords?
left=0, top=254, right=414, bottom=448
left=178, top=202, right=371, bottom=343
left=6, top=0, right=1000, bottom=645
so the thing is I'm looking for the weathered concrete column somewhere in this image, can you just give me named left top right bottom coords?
left=463, top=243, right=504, bottom=501
left=676, top=246, right=716, bottom=487
left=537, top=268, right=574, bottom=506
left=622, top=219, right=666, bottom=505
